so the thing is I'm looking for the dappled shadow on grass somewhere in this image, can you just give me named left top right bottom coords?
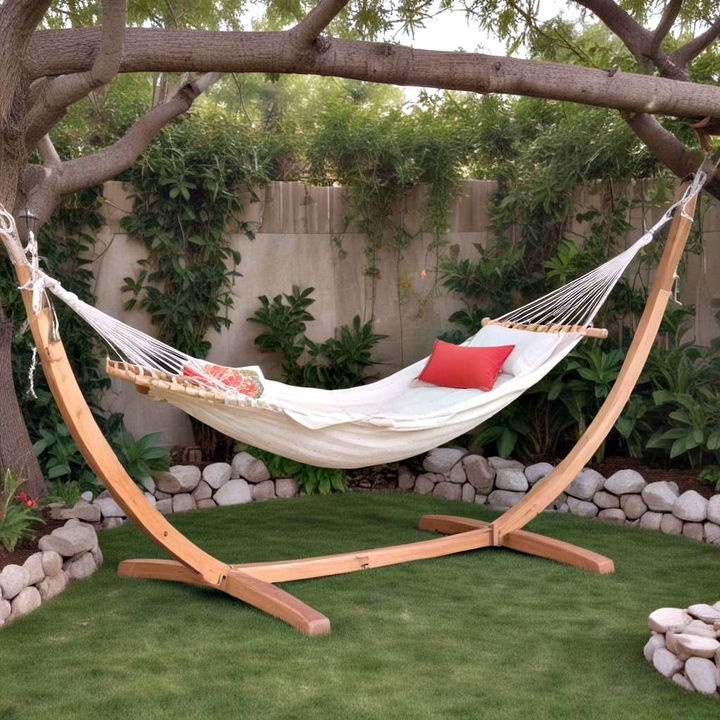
left=1, top=493, right=718, bottom=720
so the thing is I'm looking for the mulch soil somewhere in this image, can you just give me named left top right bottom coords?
left=0, top=508, right=66, bottom=569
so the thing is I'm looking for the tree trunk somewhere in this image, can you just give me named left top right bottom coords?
left=0, top=3, right=50, bottom=499
left=0, top=305, right=46, bottom=498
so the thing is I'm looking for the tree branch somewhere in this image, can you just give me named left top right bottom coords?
left=24, top=0, right=126, bottom=151
left=0, top=0, right=51, bottom=50
left=24, top=72, right=221, bottom=226
left=574, top=0, right=652, bottom=59
left=649, top=0, right=683, bottom=57
left=36, top=134, right=60, bottom=167
left=289, top=0, right=350, bottom=48
left=669, top=15, right=720, bottom=71
left=56, top=72, right=221, bottom=196
left=0, top=1, right=53, bottom=209
left=623, top=112, right=720, bottom=199
left=26, top=28, right=720, bottom=120
left=574, top=0, right=690, bottom=79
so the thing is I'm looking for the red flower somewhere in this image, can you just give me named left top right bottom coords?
left=26, top=499, right=36, bottom=508
left=18, top=491, right=28, bottom=501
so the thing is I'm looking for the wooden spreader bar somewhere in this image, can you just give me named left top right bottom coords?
left=106, top=359, right=280, bottom=410
left=481, top=317, right=609, bottom=339
left=0, top=181, right=698, bottom=636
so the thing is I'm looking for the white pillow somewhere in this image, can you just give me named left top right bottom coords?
left=466, top=324, right=564, bottom=376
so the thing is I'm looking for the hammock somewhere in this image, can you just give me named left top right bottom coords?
left=5, top=172, right=705, bottom=469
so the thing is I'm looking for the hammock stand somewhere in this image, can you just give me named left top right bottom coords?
left=0, top=176, right=702, bottom=636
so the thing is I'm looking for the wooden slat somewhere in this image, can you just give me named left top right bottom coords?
left=481, top=318, right=609, bottom=339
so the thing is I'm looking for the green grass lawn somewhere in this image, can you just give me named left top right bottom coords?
left=1, top=492, right=718, bottom=720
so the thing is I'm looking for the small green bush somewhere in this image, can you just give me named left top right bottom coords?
left=243, top=446, right=347, bottom=495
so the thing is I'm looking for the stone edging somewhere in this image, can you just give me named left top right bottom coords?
left=0, top=519, right=102, bottom=627
left=50, top=452, right=300, bottom=529
left=7, top=447, right=718, bottom=627
left=50, top=448, right=720, bottom=549
left=401, top=448, right=720, bottom=546
left=646, top=603, right=720, bottom=695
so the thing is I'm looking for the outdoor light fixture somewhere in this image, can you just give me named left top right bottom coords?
left=18, top=208, right=39, bottom=239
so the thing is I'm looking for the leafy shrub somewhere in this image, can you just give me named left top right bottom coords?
left=462, top=308, right=720, bottom=468
left=699, top=466, right=720, bottom=493
left=33, top=419, right=99, bottom=490
left=112, top=431, right=170, bottom=483
left=34, top=423, right=169, bottom=489
left=243, top=447, right=347, bottom=495
left=46, top=480, right=83, bottom=508
left=248, top=286, right=386, bottom=389
left=0, top=470, right=44, bottom=552
left=647, top=388, right=720, bottom=468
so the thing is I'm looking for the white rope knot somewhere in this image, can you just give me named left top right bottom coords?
left=0, top=207, right=15, bottom=237
left=17, top=230, right=47, bottom=314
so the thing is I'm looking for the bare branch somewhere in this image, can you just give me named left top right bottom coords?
left=574, top=0, right=652, bottom=59
left=649, top=0, right=683, bottom=56
left=289, top=0, right=350, bottom=48
left=670, top=15, right=720, bottom=71
left=36, top=134, right=61, bottom=167
left=55, top=72, right=221, bottom=195
left=24, top=0, right=126, bottom=150
left=624, top=112, right=720, bottom=199
left=574, top=0, right=689, bottom=79
left=26, top=29, right=720, bottom=120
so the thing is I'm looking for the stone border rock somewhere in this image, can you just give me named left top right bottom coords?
left=49, top=452, right=299, bottom=529
left=49, top=447, right=720, bottom=550
left=404, top=448, right=720, bottom=547
left=646, top=603, right=720, bottom=695
left=0, top=519, right=102, bottom=627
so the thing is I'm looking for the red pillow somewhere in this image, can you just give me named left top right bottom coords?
left=418, top=340, right=515, bottom=391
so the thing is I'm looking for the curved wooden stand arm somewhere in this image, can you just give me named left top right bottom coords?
left=14, top=265, right=229, bottom=587
left=494, top=185, right=698, bottom=539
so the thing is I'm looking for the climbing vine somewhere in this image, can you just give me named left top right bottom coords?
left=305, top=99, right=464, bottom=318
left=120, top=115, right=279, bottom=358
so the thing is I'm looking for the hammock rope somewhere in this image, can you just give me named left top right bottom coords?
left=494, top=168, right=706, bottom=329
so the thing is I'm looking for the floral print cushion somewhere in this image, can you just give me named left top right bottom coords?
left=182, top=363, right=264, bottom=398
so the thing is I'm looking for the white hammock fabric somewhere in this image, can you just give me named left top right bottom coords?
left=1, top=172, right=706, bottom=468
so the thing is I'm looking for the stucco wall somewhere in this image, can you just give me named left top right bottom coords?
left=89, top=179, right=720, bottom=446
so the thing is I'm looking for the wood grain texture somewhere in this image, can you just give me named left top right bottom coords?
left=119, top=559, right=331, bottom=635
left=419, top=515, right=614, bottom=574
left=12, top=262, right=230, bottom=587
left=481, top=318, right=609, bottom=338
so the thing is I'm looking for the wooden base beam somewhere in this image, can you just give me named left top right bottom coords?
left=118, top=559, right=331, bottom=636
left=419, top=515, right=614, bottom=574
left=117, top=513, right=612, bottom=635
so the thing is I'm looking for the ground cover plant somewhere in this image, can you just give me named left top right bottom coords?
left=0, top=493, right=718, bottom=719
